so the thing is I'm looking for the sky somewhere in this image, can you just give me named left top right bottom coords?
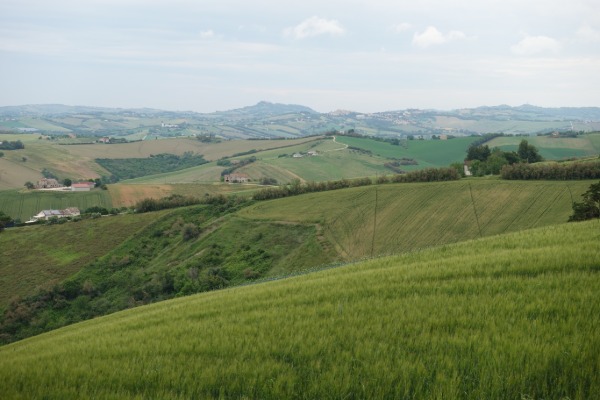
left=1, top=0, right=599, bottom=113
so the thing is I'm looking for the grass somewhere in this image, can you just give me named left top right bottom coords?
left=0, top=220, right=598, bottom=399
left=240, top=179, right=592, bottom=260
left=0, top=212, right=162, bottom=308
left=487, top=133, right=600, bottom=160
left=0, top=189, right=113, bottom=221
left=334, top=136, right=478, bottom=167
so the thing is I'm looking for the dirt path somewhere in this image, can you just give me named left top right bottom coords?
left=324, top=136, right=349, bottom=152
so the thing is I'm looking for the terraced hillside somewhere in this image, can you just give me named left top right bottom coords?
left=1, top=220, right=598, bottom=399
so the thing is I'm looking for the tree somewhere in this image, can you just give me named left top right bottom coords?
left=0, top=151, right=4, bottom=158
left=24, top=181, right=35, bottom=189
left=466, top=144, right=491, bottom=162
left=63, top=178, right=72, bottom=187
left=518, top=140, right=543, bottom=163
left=569, top=181, right=600, bottom=221
left=0, top=211, right=13, bottom=231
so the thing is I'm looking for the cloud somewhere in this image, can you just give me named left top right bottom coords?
left=390, top=23, right=411, bottom=33
left=412, top=26, right=466, bottom=48
left=199, top=30, right=214, bottom=39
left=283, top=16, right=345, bottom=39
left=510, top=35, right=561, bottom=55
left=576, top=25, right=600, bottom=42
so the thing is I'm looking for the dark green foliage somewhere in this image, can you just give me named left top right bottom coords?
left=466, top=144, right=491, bottom=162
left=569, top=181, right=600, bottom=221
left=518, top=139, right=543, bottom=163
left=259, top=177, right=278, bottom=185
left=0, top=151, right=4, bottom=157
left=24, top=181, right=35, bottom=189
left=0, top=140, right=24, bottom=150
left=41, top=168, right=58, bottom=180
left=220, top=156, right=256, bottom=176
left=181, top=223, right=200, bottom=241
left=63, top=178, right=72, bottom=187
left=83, top=206, right=109, bottom=215
left=501, top=160, right=600, bottom=180
left=0, top=211, right=13, bottom=231
left=96, top=152, right=207, bottom=180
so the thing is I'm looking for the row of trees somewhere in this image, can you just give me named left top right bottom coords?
left=501, top=160, right=600, bottom=180
left=466, top=140, right=543, bottom=176
left=0, top=140, right=24, bottom=150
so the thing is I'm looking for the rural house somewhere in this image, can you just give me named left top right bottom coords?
left=30, top=207, right=80, bottom=222
left=71, top=182, right=95, bottom=192
left=35, top=178, right=63, bottom=189
left=223, top=173, right=250, bottom=183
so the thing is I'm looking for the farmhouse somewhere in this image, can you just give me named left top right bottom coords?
left=223, top=173, right=250, bottom=183
left=35, top=178, right=63, bottom=189
left=71, top=182, right=95, bottom=192
left=30, top=207, right=80, bottom=222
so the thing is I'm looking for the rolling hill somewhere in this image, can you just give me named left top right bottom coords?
left=1, top=219, right=598, bottom=399
left=0, top=179, right=593, bottom=344
left=2, top=102, right=600, bottom=140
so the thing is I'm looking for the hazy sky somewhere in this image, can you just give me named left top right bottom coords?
left=1, top=0, right=599, bottom=112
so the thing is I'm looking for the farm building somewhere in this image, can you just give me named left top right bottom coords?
left=71, top=182, right=95, bottom=192
left=223, top=173, right=250, bottom=183
left=35, top=178, right=63, bottom=189
left=30, top=207, right=80, bottom=222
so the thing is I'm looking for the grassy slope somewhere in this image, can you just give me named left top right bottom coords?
left=0, top=212, right=162, bottom=308
left=240, top=179, right=592, bottom=260
left=487, top=133, right=600, bottom=160
left=1, top=220, right=598, bottom=399
left=0, top=189, right=113, bottom=221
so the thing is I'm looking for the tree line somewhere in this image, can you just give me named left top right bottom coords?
left=501, top=160, right=600, bottom=180
left=0, top=140, right=25, bottom=150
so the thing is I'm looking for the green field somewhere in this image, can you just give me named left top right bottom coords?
left=487, top=133, right=600, bottom=160
left=334, top=136, right=479, bottom=167
left=1, top=220, right=598, bottom=399
left=241, top=179, right=592, bottom=259
left=0, top=212, right=163, bottom=308
left=0, top=189, right=113, bottom=221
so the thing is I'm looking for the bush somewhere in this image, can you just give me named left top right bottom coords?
left=182, top=223, right=200, bottom=241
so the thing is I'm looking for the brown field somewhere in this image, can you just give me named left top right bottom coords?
left=0, top=158, right=42, bottom=191
left=59, top=137, right=320, bottom=161
left=108, top=183, right=259, bottom=207
left=108, top=184, right=174, bottom=207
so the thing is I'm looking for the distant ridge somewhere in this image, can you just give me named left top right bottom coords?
left=1, top=102, right=599, bottom=137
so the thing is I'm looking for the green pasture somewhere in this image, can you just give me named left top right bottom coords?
left=0, top=212, right=162, bottom=308
left=334, top=136, right=478, bottom=166
left=1, top=220, right=598, bottom=399
left=241, top=179, right=592, bottom=260
left=0, top=189, right=113, bottom=221
left=487, top=133, right=600, bottom=160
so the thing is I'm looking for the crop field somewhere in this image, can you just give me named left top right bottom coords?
left=241, top=179, right=592, bottom=260
left=487, top=133, right=600, bottom=160
left=1, top=220, right=598, bottom=399
left=0, top=212, right=162, bottom=308
left=0, top=158, right=41, bottom=191
left=334, top=136, right=478, bottom=167
left=108, top=183, right=258, bottom=206
left=0, top=189, right=113, bottom=221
